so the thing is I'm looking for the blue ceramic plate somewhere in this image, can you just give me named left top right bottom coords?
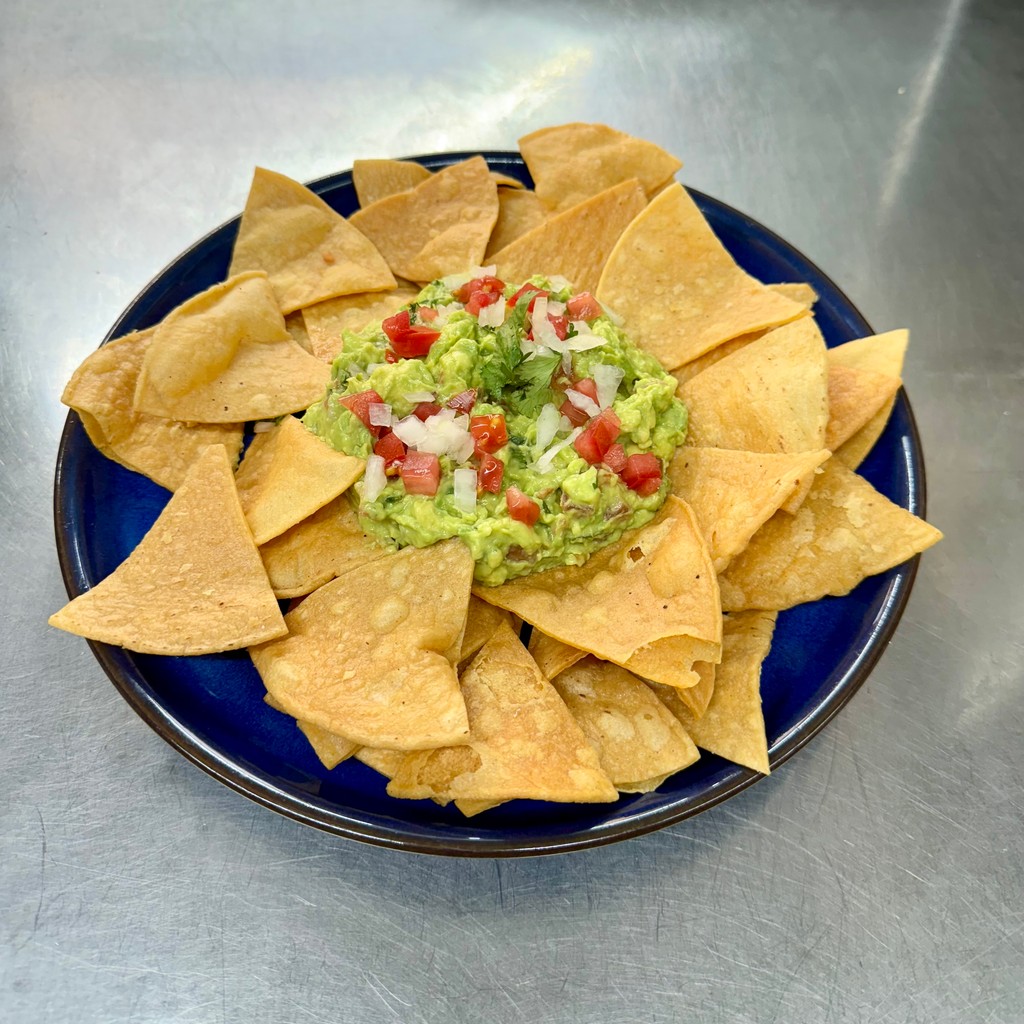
left=54, top=152, right=925, bottom=856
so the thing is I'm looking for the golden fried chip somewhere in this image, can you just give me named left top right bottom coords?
left=229, top=168, right=395, bottom=313
left=234, top=415, right=364, bottom=545
left=490, top=179, right=647, bottom=295
left=768, top=282, right=818, bottom=308
left=671, top=335, right=757, bottom=388
left=259, top=495, right=389, bottom=599
left=296, top=720, right=359, bottom=770
left=61, top=328, right=243, bottom=492
left=647, top=660, right=716, bottom=721
left=475, top=497, right=721, bottom=687
left=596, top=184, right=806, bottom=370
left=719, top=461, right=943, bottom=611
left=250, top=540, right=473, bottom=749
left=284, top=311, right=313, bottom=352
left=301, top=286, right=419, bottom=363
left=519, top=123, right=681, bottom=212
left=460, top=596, right=514, bottom=666
left=349, top=157, right=498, bottom=282
left=385, top=623, right=618, bottom=805
left=552, top=657, right=699, bottom=792
left=668, top=611, right=776, bottom=774
left=528, top=630, right=587, bottom=680
left=679, top=318, right=829, bottom=513
left=826, top=363, right=901, bottom=451
left=355, top=747, right=408, bottom=780
left=668, top=446, right=831, bottom=572
left=489, top=171, right=525, bottom=189
left=484, top=188, right=550, bottom=259
left=133, top=273, right=330, bottom=423
left=353, top=159, right=432, bottom=207
left=49, top=445, right=287, bottom=654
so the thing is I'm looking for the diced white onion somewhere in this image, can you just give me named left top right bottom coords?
left=252, top=420, right=276, bottom=433
left=564, top=331, right=606, bottom=352
left=440, top=265, right=496, bottom=290
left=547, top=300, right=566, bottom=316
left=392, top=415, right=428, bottom=446
left=346, top=362, right=362, bottom=379
left=561, top=349, right=573, bottom=376
left=535, top=428, right=583, bottom=473
left=536, top=403, right=560, bottom=452
left=593, top=363, right=625, bottom=410
left=477, top=299, right=506, bottom=329
left=365, top=362, right=384, bottom=373
left=546, top=274, right=573, bottom=292
left=418, top=410, right=474, bottom=463
left=601, top=302, right=624, bottom=326
left=368, top=402, right=392, bottom=427
left=558, top=414, right=573, bottom=433
left=453, top=468, right=478, bottom=513
left=565, top=389, right=601, bottom=418
left=362, top=455, right=387, bottom=501
left=403, top=391, right=435, bottom=403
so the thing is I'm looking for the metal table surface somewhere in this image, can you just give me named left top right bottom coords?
left=2, top=1, right=1021, bottom=1021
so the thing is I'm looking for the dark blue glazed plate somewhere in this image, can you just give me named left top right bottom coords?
left=54, top=153, right=925, bottom=856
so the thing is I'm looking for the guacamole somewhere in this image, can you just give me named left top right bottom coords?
left=303, top=273, right=687, bottom=585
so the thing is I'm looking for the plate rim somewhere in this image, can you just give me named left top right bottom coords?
left=53, top=150, right=926, bottom=857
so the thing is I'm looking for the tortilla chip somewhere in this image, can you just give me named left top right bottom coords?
left=259, top=495, right=389, bottom=599
left=596, top=184, right=806, bottom=370
left=385, top=623, right=618, bottom=805
left=671, top=335, right=758, bottom=388
left=484, top=188, right=550, bottom=259
left=61, top=328, right=243, bottom=492
left=489, top=179, right=647, bottom=295
left=519, top=123, right=681, bottom=212
left=349, top=157, right=498, bottom=282
left=133, top=273, right=330, bottom=423
left=826, top=363, right=901, bottom=451
left=475, top=496, right=721, bottom=687
left=668, top=446, right=831, bottom=572
left=552, top=657, right=699, bottom=791
left=679, top=317, right=829, bottom=513
left=489, top=171, right=525, bottom=190
left=668, top=611, right=776, bottom=774
left=353, top=159, right=432, bottom=207
left=49, top=445, right=287, bottom=654
left=264, top=691, right=356, bottom=768
left=301, top=286, right=419, bottom=363
left=528, top=630, right=587, bottom=680
left=250, top=539, right=473, bottom=749
left=460, top=596, right=514, bottom=666
left=768, top=282, right=818, bottom=309
left=234, top=415, right=364, bottom=545
left=355, top=746, right=408, bottom=780
left=647, top=660, right=716, bottom=720
left=229, top=167, right=395, bottom=313
left=719, top=461, right=944, bottom=611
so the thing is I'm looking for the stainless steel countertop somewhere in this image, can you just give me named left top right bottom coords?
left=3, top=1, right=1022, bottom=1020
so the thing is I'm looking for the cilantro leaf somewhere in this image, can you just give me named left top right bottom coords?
left=504, top=351, right=562, bottom=418
left=479, top=293, right=531, bottom=399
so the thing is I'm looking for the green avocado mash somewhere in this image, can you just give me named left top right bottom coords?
left=303, top=274, right=687, bottom=585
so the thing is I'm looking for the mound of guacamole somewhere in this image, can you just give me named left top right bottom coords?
left=303, top=273, right=687, bottom=585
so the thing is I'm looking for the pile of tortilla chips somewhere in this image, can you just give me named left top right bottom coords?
left=51, top=123, right=942, bottom=818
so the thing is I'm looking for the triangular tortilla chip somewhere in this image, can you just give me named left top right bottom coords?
left=519, top=123, right=681, bottom=212
left=355, top=746, right=408, bottom=780
left=679, top=318, right=829, bottom=512
left=719, top=461, right=943, bottom=611
left=263, top=692, right=358, bottom=770
left=460, top=596, right=514, bottom=666
left=596, top=184, right=806, bottom=370
left=229, top=167, right=395, bottom=313
left=667, top=611, right=777, bottom=774
left=301, top=286, right=420, bottom=363
left=353, top=159, right=432, bottom=207
left=133, top=273, right=330, bottom=422
left=668, top=446, right=831, bottom=571
left=385, top=623, right=618, bottom=805
left=671, top=334, right=759, bottom=388
left=528, top=629, right=587, bottom=680
left=250, top=540, right=473, bottom=749
left=474, top=497, right=721, bottom=685
left=647, top=660, right=716, bottom=720
left=826, top=363, right=901, bottom=451
left=484, top=188, right=550, bottom=259
left=259, top=495, right=389, bottom=599
left=552, top=657, right=699, bottom=791
left=349, top=157, right=498, bottom=282
left=768, top=282, right=818, bottom=308
left=49, top=445, right=287, bottom=654
left=489, top=179, right=647, bottom=295
left=61, top=328, right=243, bottom=491
left=234, top=415, right=364, bottom=545
left=284, top=311, right=313, bottom=352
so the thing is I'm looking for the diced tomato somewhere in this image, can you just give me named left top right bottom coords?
left=547, top=313, right=570, bottom=341
left=399, top=450, right=441, bottom=496
left=620, top=453, right=662, bottom=496
left=566, top=291, right=603, bottom=321
left=469, top=414, right=508, bottom=455
left=412, top=401, right=442, bottom=421
left=385, top=349, right=399, bottom=364
left=573, top=409, right=621, bottom=464
left=560, top=397, right=590, bottom=428
left=465, top=290, right=501, bottom=316
left=507, top=283, right=548, bottom=311
left=603, top=442, right=627, bottom=473
left=381, top=310, right=441, bottom=359
left=339, top=390, right=385, bottom=435
left=446, top=389, right=477, bottom=414
left=417, top=305, right=439, bottom=322
left=572, top=377, right=599, bottom=404
left=477, top=453, right=504, bottom=494
left=373, top=431, right=407, bottom=472
left=454, top=275, right=505, bottom=304
left=506, top=486, right=540, bottom=526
